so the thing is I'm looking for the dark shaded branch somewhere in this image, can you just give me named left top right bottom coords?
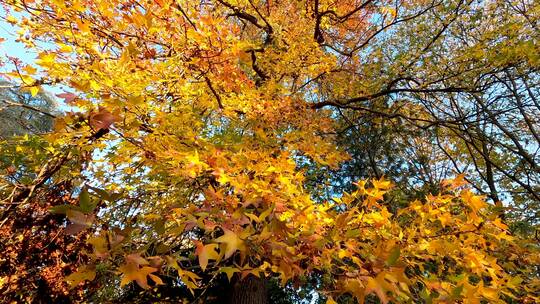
left=311, top=86, right=475, bottom=109
left=217, top=0, right=265, bottom=30
left=204, top=76, right=224, bottom=109
left=1, top=99, right=57, bottom=119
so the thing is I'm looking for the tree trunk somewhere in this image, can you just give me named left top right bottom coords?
left=228, top=275, right=267, bottom=304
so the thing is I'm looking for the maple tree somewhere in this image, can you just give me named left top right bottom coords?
left=0, top=0, right=538, bottom=303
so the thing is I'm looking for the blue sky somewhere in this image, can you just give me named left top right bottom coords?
left=0, top=15, right=67, bottom=106
left=0, top=14, right=35, bottom=69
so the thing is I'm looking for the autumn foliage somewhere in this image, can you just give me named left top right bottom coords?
left=0, top=0, right=539, bottom=303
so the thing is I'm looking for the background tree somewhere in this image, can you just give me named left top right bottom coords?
left=311, top=0, right=540, bottom=224
left=0, top=80, right=57, bottom=139
left=0, top=82, right=97, bottom=302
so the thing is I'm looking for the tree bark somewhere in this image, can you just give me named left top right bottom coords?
left=228, top=275, right=268, bottom=304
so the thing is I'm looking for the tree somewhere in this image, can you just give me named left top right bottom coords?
left=0, top=0, right=538, bottom=303
left=310, top=0, right=540, bottom=223
left=0, top=82, right=94, bottom=302
left=0, top=80, right=57, bottom=139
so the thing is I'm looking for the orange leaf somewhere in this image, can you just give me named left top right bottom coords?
left=195, top=242, right=220, bottom=271
left=119, top=262, right=157, bottom=289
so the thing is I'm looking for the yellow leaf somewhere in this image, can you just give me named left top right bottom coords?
left=65, top=265, right=96, bottom=289
left=217, top=172, right=230, bottom=185
left=22, top=65, right=37, bottom=75
left=20, top=74, right=35, bottom=85
left=462, top=190, right=487, bottom=212
left=438, top=212, right=452, bottom=227
left=372, top=177, right=392, bottom=190
left=35, top=52, right=56, bottom=67
left=380, top=7, right=397, bottom=18
left=118, top=262, right=157, bottom=289
left=326, top=296, right=337, bottom=304
left=491, top=218, right=508, bottom=231
left=148, top=274, right=164, bottom=285
left=215, top=229, right=245, bottom=259
left=29, top=86, right=40, bottom=97
left=87, top=235, right=108, bottom=258
left=220, top=267, right=240, bottom=281
left=442, top=174, right=468, bottom=189
left=76, top=19, right=91, bottom=33
left=366, top=274, right=389, bottom=304
left=6, top=15, right=17, bottom=25
left=344, top=279, right=366, bottom=303
left=58, top=43, right=73, bottom=52
left=90, top=80, right=101, bottom=91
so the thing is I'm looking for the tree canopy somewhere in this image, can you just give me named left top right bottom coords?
left=0, top=0, right=538, bottom=303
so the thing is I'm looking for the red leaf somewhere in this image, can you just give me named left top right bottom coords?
left=56, top=92, right=77, bottom=104
left=89, top=106, right=116, bottom=130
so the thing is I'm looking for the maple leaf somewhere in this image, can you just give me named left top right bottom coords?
left=326, top=296, right=337, bottom=304
left=385, top=246, right=401, bottom=267
left=29, top=86, right=40, bottom=97
left=65, top=210, right=94, bottom=235
left=195, top=242, right=220, bottom=271
left=215, top=229, right=246, bottom=259
left=216, top=171, right=230, bottom=185
left=87, top=235, right=109, bottom=259
left=462, top=190, right=487, bottom=212
left=56, top=92, right=77, bottom=104
left=126, top=253, right=150, bottom=266
left=220, top=266, right=240, bottom=281
left=438, top=212, right=452, bottom=227
left=65, top=265, right=96, bottom=289
left=343, top=279, right=366, bottom=302
left=3, top=0, right=538, bottom=301
left=35, top=52, right=56, bottom=67
left=89, top=106, right=116, bottom=130
left=491, top=218, right=508, bottom=231
left=442, top=174, right=468, bottom=189
left=6, top=15, right=18, bottom=25
left=372, top=177, right=392, bottom=190
left=118, top=262, right=158, bottom=289
left=365, top=273, right=391, bottom=304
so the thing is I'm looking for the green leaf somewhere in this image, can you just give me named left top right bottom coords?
left=65, top=265, right=96, bottom=288
left=79, top=188, right=96, bottom=213
left=385, top=246, right=400, bottom=266
left=49, top=204, right=74, bottom=214
left=87, top=185, right=111, bottom=201
left=153, top=219, right=165, bottom=234
left=451, top=284, right=464, bottom=299
left=420, top=287, right=432, bottom=304
left=87, top=185, right=122, bottom=202
left=345, top=229, right=361, bottom=238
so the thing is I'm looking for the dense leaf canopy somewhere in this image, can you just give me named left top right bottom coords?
left=0, top=0, right=538, bottom=303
